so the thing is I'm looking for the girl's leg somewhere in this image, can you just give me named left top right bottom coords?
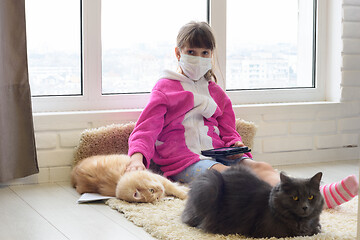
left=210, top=163, right=229, bottom=172
left=211, top=158, right=279, bottom=185
left=240, top=158, right=280, bottom=186
left=211, top=160, right=280, bottom=186
left=171, top=160, right=220, bottom=183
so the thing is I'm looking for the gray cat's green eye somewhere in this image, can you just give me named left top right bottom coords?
left=149, top=189, right=155, bottom=193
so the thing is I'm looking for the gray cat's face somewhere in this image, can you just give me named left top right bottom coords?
left=271, top=172, right=324, bottom=218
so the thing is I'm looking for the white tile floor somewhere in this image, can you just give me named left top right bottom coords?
left=0, top=160, right=359, bottom=240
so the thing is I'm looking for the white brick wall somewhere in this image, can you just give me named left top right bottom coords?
left=316, top=133, right=358, bottom=149
left=342, top=71, right=360, bottom=86
left=289, top=120, right=337, bottom=134
left=263, top=136, right=314, bottom=153
left=31, top=121, right=83, bottom=184
left=7, top=1, right=360, bottom=185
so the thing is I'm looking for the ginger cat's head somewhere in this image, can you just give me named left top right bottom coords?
left=116, top=171, right=165, bottom=203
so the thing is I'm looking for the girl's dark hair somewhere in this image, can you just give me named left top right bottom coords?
left=177, top=21, right=217, bottom=82
left=177, top=21, right=216, bottom=50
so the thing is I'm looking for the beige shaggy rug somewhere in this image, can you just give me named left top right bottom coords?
left=106, top=196, right=358, bottom=240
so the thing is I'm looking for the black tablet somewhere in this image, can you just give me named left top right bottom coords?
left=201, top=146, right=251, bottom=157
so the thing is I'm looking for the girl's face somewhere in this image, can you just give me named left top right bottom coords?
left=175, top=46, right=212, bottom=61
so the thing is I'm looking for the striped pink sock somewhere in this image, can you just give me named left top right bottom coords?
left=320, top=175, right=358, bottom=209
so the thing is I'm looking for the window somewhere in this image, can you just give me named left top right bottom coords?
left=30, top=0, right=324, bottom=112
left=101, top=0, right=207, bottom=94
left=226, top=0, right=315, bottom=90
left=26, top=0, right=81, bottom=96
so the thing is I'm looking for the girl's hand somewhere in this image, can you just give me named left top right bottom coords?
left=226, top=141, right=246, bottom=160
left=126, top=153, right=146, bottom=172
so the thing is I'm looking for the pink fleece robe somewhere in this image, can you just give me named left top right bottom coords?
left=128, top=70, right=252, bottom=177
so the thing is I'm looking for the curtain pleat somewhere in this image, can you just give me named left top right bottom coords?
left=0, top=0, right=39, bottom=182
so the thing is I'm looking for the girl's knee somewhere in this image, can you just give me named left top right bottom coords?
left=258, top=161, right=275, bottom=171
left=249, top=161, right=276, bottom=174
left=210, top=163, right=229, bottom=172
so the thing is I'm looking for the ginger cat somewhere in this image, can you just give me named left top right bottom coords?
left=71, top=154, right=188, bottom=203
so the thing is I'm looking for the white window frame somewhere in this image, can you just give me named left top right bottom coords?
left=211, top=0, right=326, bottom=105
left=32, top=0, right=329, bottom=113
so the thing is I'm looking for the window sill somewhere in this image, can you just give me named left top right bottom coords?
left=33, top=101, right=344, bottom=124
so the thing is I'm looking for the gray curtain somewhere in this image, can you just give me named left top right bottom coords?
left=0, top=0, right=38, bottom=182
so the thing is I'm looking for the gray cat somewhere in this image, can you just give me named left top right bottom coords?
left=182, top=165, right=324, bottom=238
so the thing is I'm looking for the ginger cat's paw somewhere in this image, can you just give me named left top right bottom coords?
left=164, top=182, right=189, bottom=200
left=179, top=185, right=190, bottom=193
left=177, top=189, right=188, bottom=200
left=175, top=184, right=189, bottom=200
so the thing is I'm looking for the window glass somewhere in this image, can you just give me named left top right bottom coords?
left=101, top=0, right=207, bottom=94
left=226, top=0, right=315, bottom=90
left=26, top=0, right=81, bottom=96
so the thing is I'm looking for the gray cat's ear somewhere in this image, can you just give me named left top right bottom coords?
left=279, top=172, right=293, bottom=191
left=310, top=172, right=322, bottom=187
left=280, top=171, right=292, bottom=183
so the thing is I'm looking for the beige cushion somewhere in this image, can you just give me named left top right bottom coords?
left=73, top=119, right=257, bottom=167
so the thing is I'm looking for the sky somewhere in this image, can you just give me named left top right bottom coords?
left=227, top=0, right=299, bottom=46
left=101, top=0, right=207, bottom=49
left=25, top=0, right=80, bottom=53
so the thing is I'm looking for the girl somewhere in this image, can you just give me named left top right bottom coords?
left=126, top=21, right=358, bottom=208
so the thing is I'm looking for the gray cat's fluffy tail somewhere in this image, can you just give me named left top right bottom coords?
left=181, top=169, right=224, bottom=230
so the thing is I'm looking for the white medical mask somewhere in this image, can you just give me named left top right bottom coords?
left=178, top=54, right=212, bottom=81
